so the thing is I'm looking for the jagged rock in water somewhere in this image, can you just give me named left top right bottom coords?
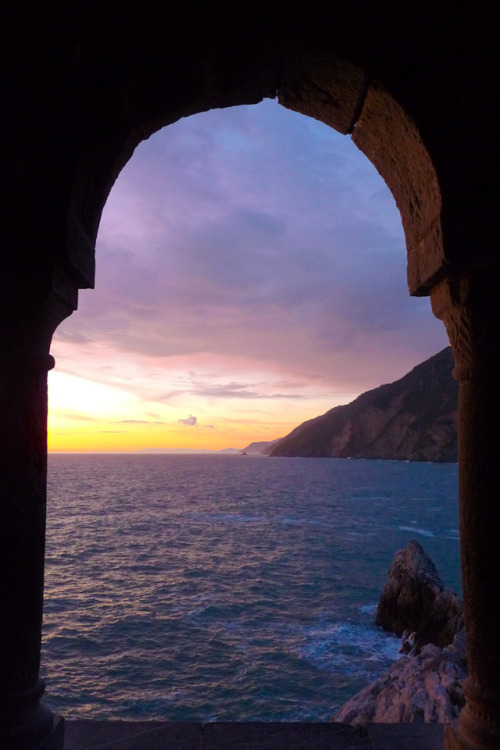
left=376, top=540, right=463, bottom=649
left=334, top=542, right=465, bottom=726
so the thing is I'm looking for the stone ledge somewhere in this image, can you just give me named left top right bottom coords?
left=64, top=720, right=200, bottom=750
left=201, top=721, right=371, bottom=749
left=63, top=720, right=444, bottom=750
left=368, top=722, right=444, bottom=750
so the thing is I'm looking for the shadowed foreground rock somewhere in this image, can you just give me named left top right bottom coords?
left=334, top=542, right=466, bottom=726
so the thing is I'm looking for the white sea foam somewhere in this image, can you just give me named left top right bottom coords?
left=300, top=620, right=400, bottom=677
left=399, top=525, right=434, bottom=537
left=358, top=603, right=378, bottom=615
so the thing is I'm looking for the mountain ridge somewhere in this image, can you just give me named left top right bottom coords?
left=269, top=348, right=457, bottom=462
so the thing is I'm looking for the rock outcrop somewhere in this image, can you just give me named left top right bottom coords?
left=269, top=348, right=457, bottom=462
left=334, top=635, right=466, bottom=725
left=334, top=541, right=465, bottom=725
left=376, top=540, right=463, bottom=649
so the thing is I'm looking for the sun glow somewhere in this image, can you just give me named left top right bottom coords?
left=47, top=369, right=316, bottom=453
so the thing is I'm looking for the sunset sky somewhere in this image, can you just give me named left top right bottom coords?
left=48, top=98, right=448, bottom=452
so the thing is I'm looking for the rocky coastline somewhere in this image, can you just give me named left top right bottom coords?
left=334, top=540, right=466, bottom=725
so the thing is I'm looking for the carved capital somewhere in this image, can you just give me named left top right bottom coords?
left=445, top=685, right=500, bottom=749
left=430, top=271, right=500, bottom=382
left=6, top=353, right=56, bottom=374
left=444, top=679, right=500, bottom=750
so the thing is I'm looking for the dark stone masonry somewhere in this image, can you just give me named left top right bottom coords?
left=1, top=3, right=500, bottom=748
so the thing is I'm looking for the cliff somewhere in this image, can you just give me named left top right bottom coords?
left=242, top=439, right=283, bottom=454
left=269, top=348, right=457, bottom=462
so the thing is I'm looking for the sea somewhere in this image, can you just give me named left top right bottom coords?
left=42, top=454, right=460, bottom=722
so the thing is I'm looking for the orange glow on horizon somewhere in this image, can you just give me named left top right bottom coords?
left=48, top=366, right=355, bottom=453
left=47, top=417, right=290, bottom=453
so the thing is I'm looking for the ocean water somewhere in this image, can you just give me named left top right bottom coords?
left=42, top=454, right=460, bottom=722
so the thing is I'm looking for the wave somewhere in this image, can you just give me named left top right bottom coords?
left=300, top=620, right=400, bottom=677
left=398, top=525, right=434, bottom=538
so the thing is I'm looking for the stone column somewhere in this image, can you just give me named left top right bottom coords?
left=431, top=270, right=500, bottom=750
left=0, top=286, right=75, bottom=749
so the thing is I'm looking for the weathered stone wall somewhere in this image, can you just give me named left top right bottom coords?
left=1, top=3, right=499, bottom=748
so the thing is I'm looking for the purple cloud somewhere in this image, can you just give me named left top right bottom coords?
left=178, top=415, right=197, bottom=426
left=193, top=382, right=308, bottom=399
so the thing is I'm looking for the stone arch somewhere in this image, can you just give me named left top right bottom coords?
left=277, top=52, right=444, bottom=296
left=5, top=5, right=500, bottom=748
left=67, top=48, right=445, bottom=303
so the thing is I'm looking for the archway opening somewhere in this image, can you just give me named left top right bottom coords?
left=43, top=99, right=457, bottom=722
left=50, top=99, right=447, bottom=452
